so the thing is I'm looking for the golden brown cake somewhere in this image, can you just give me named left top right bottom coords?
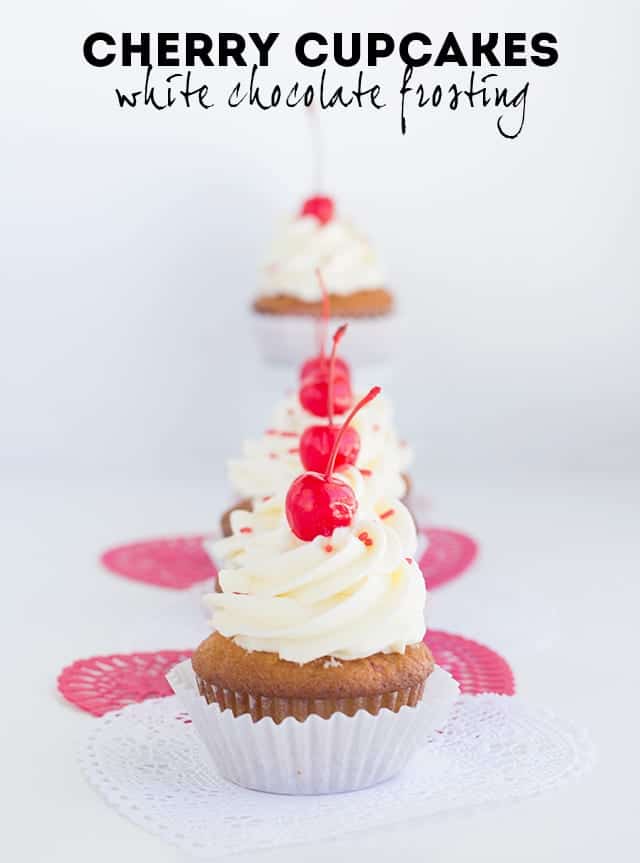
left=253, top=288, right=393, bottom=318
left=192, top=632, right=434, bottom=724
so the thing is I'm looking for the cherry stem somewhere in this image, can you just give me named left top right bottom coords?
left=325, top=386, right=381, bottom=478
left=315, top=268, right=330, bottom=358
left=328, top=323, right=348, bottom=427
left=306, top=105, right=324, bottom=193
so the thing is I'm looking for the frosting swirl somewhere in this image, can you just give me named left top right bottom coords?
left=216, top=466, right=412, bottom=568
left=206, top=493, right=426, bottom=664
left=261, top=215, right=384, bottom=300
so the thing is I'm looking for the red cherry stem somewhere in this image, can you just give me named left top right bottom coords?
left=325, top=386, right=381, bottom=479
left=306, top=104, right=324, bottom=193
left=327, top=323, right=348, bottom=427
left=315, top=268, right=330, bottom=358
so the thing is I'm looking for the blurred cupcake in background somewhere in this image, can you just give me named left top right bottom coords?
left=253, top=195, right=397, bottom=365
left=256, top=195, right=392, bottom=317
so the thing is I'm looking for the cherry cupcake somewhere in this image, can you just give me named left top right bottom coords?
left=220, top=323, right=413, bottom=539
left=169, top=389, right=458, bottom=794
left=253, top=195, right=397, bottom=365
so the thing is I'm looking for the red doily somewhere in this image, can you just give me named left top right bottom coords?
left=101, top=528, right=477, bottom=591
left=58, top=650, right=194, bottom=717
left=425, top=631, right=514, bottom=697
left=419, top=528, right=478, bottom=590
left=57, top=632, right=513, bottom=717
left=101, top=535, right=216, bottom=590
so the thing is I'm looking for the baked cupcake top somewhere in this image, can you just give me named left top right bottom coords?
left=227, top=391, right=412, bottom=502
left=205, top=489, right=426, bottom=664
left=261, top=202, right=385, bottom=301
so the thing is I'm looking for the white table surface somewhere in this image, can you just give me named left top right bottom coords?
left=3, top=472, right=637, bottom=862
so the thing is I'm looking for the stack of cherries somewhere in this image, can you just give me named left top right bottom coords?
left=286, top=272, right=381, bottom=541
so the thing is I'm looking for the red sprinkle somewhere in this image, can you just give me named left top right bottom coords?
left=268, top=452, right=279, bottom=460
left=288, top=447, right=300, bottom=454
left=360, top=469, right=372, bottom=477
left=373, top=424, right=380, bottom=432
left=324, top=544, right=334, bottom=553
left=239, top=527, right=253, bottom=534
left=405, top=557, right=413, bottom=564
left=358, top=531, right=374, bottom=547
left=262, top=495, right=272, bottom=502
left=380, top=508, right=395, bottom=520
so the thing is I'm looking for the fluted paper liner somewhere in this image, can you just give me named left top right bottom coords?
left=252, top=312, right=399, bottom=366
left=194, top=674, right=426, bottom=723
left=167, top=659, right=460, bottom=795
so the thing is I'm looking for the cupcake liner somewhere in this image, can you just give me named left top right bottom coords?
left=194, top=674, right=426, bottom=723
left=167, top=659, right=459, bottom=795
left=252, top=311, right=399, bottom=367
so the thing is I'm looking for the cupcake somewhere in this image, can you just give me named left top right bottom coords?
left=223, top=392, right=412, bottom=533
left=252, top=196, right=396, bottom=365
left=169, top=388, right=458, bottom=794
left=221, top=322, right=413, bottom=538
left=255, top=196, right=391, bottom=317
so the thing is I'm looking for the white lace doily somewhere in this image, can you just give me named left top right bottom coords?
left=78, top=694, right=594, bottom=859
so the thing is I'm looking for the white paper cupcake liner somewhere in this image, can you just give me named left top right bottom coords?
left=252, top=311, right=399, bottom=367
left=167, top=659, right=459, bottom=795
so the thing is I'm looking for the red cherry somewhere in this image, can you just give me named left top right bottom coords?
left=286, top=386, right=381, bottom=541
left=301, top=195, right=334, bottom=225
left=300, top=355, right=349, bottom=382
left=299, top=322, right=352, bottom=418
left=285, top=472, right=356, bottom=541
left=299, top=424, right=360, bottom=473
left=299, top=374, right=351, bottom=418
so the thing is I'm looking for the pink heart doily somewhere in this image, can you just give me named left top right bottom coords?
left=419, top=528, right=478, bottom=590
left=101, top=535, right=217, bottom=590
left=425, top=631, right=514, bottom=697
left=101, top=528, right=477, bottom=591
left=58, top=650, right=193, bottom=717
left=58, top=631, right=513, bottom=717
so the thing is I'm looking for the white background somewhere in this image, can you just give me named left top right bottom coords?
left=1, top=1, right=639, bottom=861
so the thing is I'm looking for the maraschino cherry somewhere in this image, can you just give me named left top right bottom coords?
left=300, top=325, right=360, bottom=472
left=299, top=366, right=352, bottom=417
left=299, top=269, right=350, bottom=382
left=301, top=195, right=334, bottom=225
left=286, top=386, right=381, bottom=541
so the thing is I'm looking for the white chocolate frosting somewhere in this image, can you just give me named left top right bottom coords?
left=206, top=489, right=426, bottom=664
left=227, top=392, right=412, bottom=503
left=261, top=215, right=385, bottom=301
left=217, top=467, right=411, bottom=570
